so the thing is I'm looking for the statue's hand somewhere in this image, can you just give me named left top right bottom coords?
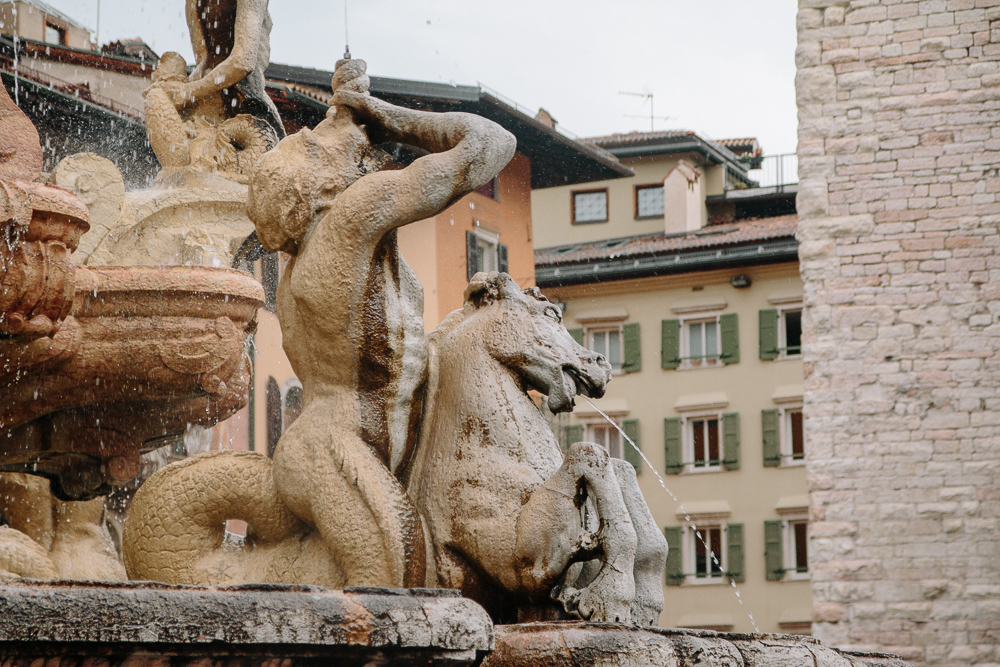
left=331, top=90, right=404, bottom=144
left=144, top=81, right=193, bottom=109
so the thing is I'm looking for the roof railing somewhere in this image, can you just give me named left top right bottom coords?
left=725, top=153, right=798, bottom=192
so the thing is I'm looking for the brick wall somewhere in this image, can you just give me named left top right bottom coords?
left=796, top=1, right=1000, bottom=664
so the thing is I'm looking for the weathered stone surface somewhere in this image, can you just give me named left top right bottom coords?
left=123, top=57, right=517, bottom=593
left=480, top=623, right=909, bottom=667
left=796, top=0, right=1000, bottom=664
left=0, top=581, right=491, bottom=666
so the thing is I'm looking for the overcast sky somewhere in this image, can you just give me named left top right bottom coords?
left=43, top=0, right=799, bottom=154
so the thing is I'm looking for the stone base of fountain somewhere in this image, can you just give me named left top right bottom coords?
left=0, top=581, right=492, bottom=667
left=480, top=622, right=910, bottom=667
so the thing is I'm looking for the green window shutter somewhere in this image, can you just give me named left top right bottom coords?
left=664, top=526, right=684, bottom=586
left=622, top=419, right=642, bottom=473
left=466, top=231, right=479, bottom=281
left=720, top=312, right=739, bottom=364
left=726, top=523, right=745, bottom=583
left=722, top=412, right=740, bottom=470
left=661, top=319, right=681, bottom=370
left=622, top=322, right=641, bottom=373
left=762, top=409, right=781, bottom=467
left=663, top=417, right=683, bottom=474
left=759, top=309, right=779, bottom=360
left=567, top=327, right=584, bottom=345
left=765, top=519, right=784, bottom=581
left=564, top=424, right=584, bottom=448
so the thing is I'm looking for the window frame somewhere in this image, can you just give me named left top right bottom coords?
left=571, top=188, right=609, bottom=225
left=45, top=21, right=67, bottom=46
left=474, top=175, right=499, bottom=201
left=684, top=411, right=723, bottom=473
left=783, top=514, right=810, bottom=580
left=583, top=419, right=624, bottom=460
left=780, top=403, right=805, bottom=466
left=685, top=523, right=727, bottom=585
left=473, top=228, right=500, bottom=274
left=680, top=314, right=723, bottom=369
left=585, top=323, right=624, bottom=374
left=634, top=183, right=665, bottom=220
left=777, top=303, right=803, bottom=360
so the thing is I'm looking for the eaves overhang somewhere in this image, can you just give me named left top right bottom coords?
left=535, top=237, right=799, bottom=288
left=264, top=63, right=634, bottom=189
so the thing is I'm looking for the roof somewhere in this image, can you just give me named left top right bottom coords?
left=713, top=137, right=762, bottom=156
left=534, top=214, right=799, bottom=287
left=582, top=129, right=754, bottom=186
left=0, top=0, right=93, bottom=32
left=264, top=62, right=634, bottom=190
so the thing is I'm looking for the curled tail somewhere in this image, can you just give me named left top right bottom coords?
left=123, top=450, right=344, bottom=587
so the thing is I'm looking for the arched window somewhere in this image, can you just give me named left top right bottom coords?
left=284, top=385, right=303, bottom=430
left=266, top=376, right=281, bottom=458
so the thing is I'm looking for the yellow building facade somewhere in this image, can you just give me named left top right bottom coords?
left=532, top=131, right=809, bottom=633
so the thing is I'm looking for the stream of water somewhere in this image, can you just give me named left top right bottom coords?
left=581, top=396, right=761, bottom=633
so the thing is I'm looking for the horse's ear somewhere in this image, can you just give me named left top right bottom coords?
left=464, top=271, right=500, bottom=308
left=522, top=286, right=548, bottom=302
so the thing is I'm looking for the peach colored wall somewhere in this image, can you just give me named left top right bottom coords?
left=0, top=2, right=93, bottom=50
left=415, top=151, right=534, bottom=326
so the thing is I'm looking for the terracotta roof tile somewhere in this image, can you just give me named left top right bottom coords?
left=584, top=130, right=695, bottom=147
left=535, top=214, right=798, bottom=267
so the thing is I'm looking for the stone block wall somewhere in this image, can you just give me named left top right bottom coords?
left=796, top=1, right=1000, bottom=665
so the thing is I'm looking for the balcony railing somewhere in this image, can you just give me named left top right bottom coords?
left=725, top=153, right=798, bottom=193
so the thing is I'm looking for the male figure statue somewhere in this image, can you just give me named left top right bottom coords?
left=247, top=59, right=515, bottom=587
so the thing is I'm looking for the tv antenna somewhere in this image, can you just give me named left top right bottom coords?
left=343, top=0, right=351, bottom=59
left=619, top=90, right=671, bottom=132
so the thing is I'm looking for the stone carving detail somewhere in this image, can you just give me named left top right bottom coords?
left=408, top=272, right=667, bottom=625
left=0, top=473, right=124, bottom=580
left=124, top=56, right=517, bottom=591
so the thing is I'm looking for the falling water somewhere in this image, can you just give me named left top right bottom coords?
left=580, top=396, right=761, bottom=633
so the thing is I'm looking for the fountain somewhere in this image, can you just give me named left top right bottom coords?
left=0, top=2, right=915, bottom=666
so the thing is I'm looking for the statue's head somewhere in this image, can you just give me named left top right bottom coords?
left=247, top=58, right=387, bottom=255
left=152, top=52, right=188, bottom=84
left=458, top=272, right=612, bottom=413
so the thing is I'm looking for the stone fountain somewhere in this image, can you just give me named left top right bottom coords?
left=0, top=2, right=914, bottom=666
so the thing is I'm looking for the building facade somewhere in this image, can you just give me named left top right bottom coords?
left=796, top=1, right=1000, bottom=665
left=533, top=132, right=809, bottom=633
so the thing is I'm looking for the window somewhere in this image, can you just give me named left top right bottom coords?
left=585, top=422, right=622, bottom=459
left=688, top=415, right=721, bottom=470
left=785, top=406, right=804, bottom=463
left=684, top=317, right=721, bottom=367
left=690, top=525, right=725, bottom=581
left=759, top=303, right=802, bottom=360
left=762, top=404, right=805, bottom=467
left=635, top=184, right=664, bottom=219
left=662, top=313, right=738, bottom=369
left=45, top=23, right=66, bottom=46
left=782, top=308, right=802, bottom=357
left=283, top=385, right=303, bottom=430
left=787, top=518, right=809, bottom=578
left=474, top=176, right=498, bottom=200
left=465, top=230, right=507, bottom=280
left=586, top=325, right=622, bottom=372
left=572, top=189, right=608, bottom=224
left=665, top=521, right=743, bottom=586
left=766, top=515, right=809, bottom=580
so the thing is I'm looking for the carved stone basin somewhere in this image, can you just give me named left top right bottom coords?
left=0, top=263, right=263, bottom=500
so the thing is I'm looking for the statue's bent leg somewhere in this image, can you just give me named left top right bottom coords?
left=610, top=459, right=667, bottom=627
left=273, top=418, right=425, bottom=588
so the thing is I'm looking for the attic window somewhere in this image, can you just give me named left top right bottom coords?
left=45, top=22, right=66, bottom=46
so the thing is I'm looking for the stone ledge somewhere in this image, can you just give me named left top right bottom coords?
left=0, top=581, right=492, bottom=667
left=481, top=622, right=911, bottom=667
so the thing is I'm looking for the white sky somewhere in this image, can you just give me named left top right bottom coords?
left=43, top=0, right=799, bottom=154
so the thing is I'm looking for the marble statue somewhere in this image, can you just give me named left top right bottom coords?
left=124, top=56, right=516, bottom=589
left=56, top=0, right=283, bottom=268
left=407, top=272, right=667, bottom=625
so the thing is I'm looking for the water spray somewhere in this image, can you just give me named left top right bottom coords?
left=581, top=396, right=760, bottom=632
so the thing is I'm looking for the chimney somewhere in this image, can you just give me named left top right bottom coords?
left=535, top=108, right=557, bottom=129
left=663, top=159, right=703, bottom=234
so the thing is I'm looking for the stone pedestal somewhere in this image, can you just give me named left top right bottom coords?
left=0, top=582, right=492, bottom=667
left=481, top=622, right=910, bottom=667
